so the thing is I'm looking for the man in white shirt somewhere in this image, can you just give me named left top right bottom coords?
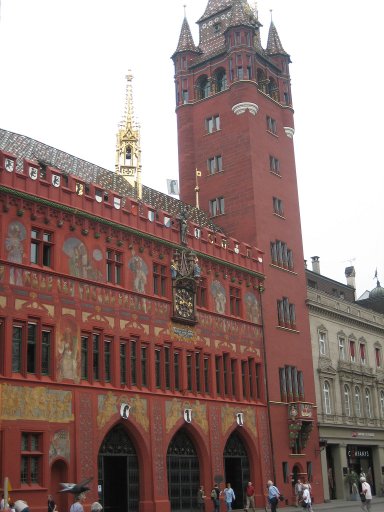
left=360, top=476, right=372, bottom=512
left=302, top=485, right=311, bottom=510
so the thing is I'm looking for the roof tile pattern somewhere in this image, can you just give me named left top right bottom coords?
left=266, top=21, right=287, bottom=55
left=174, top=17, right=199, bottom=55
left=228, top=0, right=255, bottom=28
left=198, top=0, right=233, bottom=22
left=0, top=128, right=221, bottom=232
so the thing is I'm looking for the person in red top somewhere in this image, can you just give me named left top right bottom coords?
left=245, top=482, right=256, bottom=512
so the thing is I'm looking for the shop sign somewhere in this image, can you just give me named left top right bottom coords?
left=351, top=431, right=375, bottom=438
left=347, top=446, right=370, bottom=458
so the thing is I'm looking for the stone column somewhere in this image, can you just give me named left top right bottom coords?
left=333, top=443, right=348, bottom=499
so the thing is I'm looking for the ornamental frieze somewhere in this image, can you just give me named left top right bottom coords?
left=221, top=404, right=257, bottom=436
left=0, top=384, right=73, bottom=422
left=165, top=398, right=208, bottom=433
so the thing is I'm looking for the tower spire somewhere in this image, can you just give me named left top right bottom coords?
left=266, top=19, right=288, bottom=56
left=115, top=70, right=142, bottom=199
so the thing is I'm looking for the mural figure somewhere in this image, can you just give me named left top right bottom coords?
left=128, top=254, right=148, bottom=293
left=49, top=430, right=70, bottom=462
left=244, top=292, right=261, bottom=324
left=6, top=221, right=26, bottom=285
left=57, top=317, right=80, bottom=382
left=211, top=280, right=226, bottom=314
left=63, top=237, right=103, bottom=281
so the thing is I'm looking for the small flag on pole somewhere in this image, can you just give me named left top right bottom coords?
left=374, top=268, right=378, bottom=280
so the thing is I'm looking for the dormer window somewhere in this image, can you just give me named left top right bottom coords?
left=214, top=23, right=221, bottom=33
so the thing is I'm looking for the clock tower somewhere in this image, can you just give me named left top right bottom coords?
left=172, top=0, right=323, bottom=498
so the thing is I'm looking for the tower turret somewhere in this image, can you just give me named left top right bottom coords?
left=115, top=71, right=142, bottom=199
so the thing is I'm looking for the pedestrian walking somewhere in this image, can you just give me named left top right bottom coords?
left=211, top=484, right=221, bottom=512
left=223, top=483, right=235, bottom=512
left=267, top=481, right=280, bottom=512
left=245, top=482, right=256, bottom=512
left=360, top=476, right=372, bottom=512
left=197, top=485, right=206, bottom=512
left=69, top=494, right=86, bottom=512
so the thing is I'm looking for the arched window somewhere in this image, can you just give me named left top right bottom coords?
left=196, top=75, right=210, bottom=100
left=268, top=77, right=280, bottom=101
left=257, top=68, right=267, bottom=93
left=380, top=390, right=384, bottom=418
left=354, top=386, right=361, bottom=417
left=365, top=388, right=372, bottom=418
left=323, top=381, right=331, bottom=415
left=344, top=384, right=351, bottom=417
left=213, top=68, right=227, bottom=93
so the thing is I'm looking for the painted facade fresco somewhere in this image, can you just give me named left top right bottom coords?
left=0, top=384, right=73, bottom=422
left=6, top=220, right=26, bottom=285
left=57, top=315, right=80, bottom=383
left=97, top=392, right=149, bottom=432
left=63, top=237, right=103, bottom=281
left=49, top=430, right=71, bottom=463
left=128, top=253, right=148, bottom=293
left=211, top=279, right=226, bottom=314
left=244, top=292, right=262, bottom=324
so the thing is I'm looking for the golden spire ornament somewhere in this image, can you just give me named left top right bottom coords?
left=115, top=70, right=142, bottom=199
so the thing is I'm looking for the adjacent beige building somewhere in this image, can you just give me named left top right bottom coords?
left=307, top=258, right=384, bottom=501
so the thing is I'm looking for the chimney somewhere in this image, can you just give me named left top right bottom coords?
left=345, top=266, right=356, bottom=289
left=311, top=256, right=320, bottom=274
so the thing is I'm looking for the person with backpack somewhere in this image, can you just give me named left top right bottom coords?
left=211, top=484, right=221, bottom=512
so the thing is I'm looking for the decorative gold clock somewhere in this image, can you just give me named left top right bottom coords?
left=174, top=288, right=194, bottom=319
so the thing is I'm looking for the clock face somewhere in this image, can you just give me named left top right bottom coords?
left=174, top=288, right=194, bottom=319
left=5, top=158, right=14, bottom=172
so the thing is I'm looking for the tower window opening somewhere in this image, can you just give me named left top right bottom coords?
left=196, top=75, right=210, bottom=100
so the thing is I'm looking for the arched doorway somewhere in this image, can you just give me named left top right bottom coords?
left=224, top=431, right=250, bottom=509
left=98, top=424, right=139, bottom=512
left=167, top=429, right=200, bottom=512
left=51, top=459, right=68, bottom=512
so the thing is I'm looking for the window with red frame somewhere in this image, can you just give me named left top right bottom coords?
left=21, top=432, right=42, bottom=484
left=230, top=286, right=241, bottom=317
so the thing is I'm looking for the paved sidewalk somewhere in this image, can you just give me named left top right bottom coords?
left=244, top=496, right=384, bottom=511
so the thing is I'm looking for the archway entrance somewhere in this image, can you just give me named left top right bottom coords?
left=224, top=431, right=250, bottom=509
left=98, top=424, right=139, bottom=512
left=51, top=459, right=68, bottom=512
left=167, top=429, right=200, bottom=512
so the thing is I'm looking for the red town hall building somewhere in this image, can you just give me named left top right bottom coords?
left=0, top=1, right=323, bottom=512
left=0, top=124, right=268, bottom=512
left=173, top=0, right=323, bottom=504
